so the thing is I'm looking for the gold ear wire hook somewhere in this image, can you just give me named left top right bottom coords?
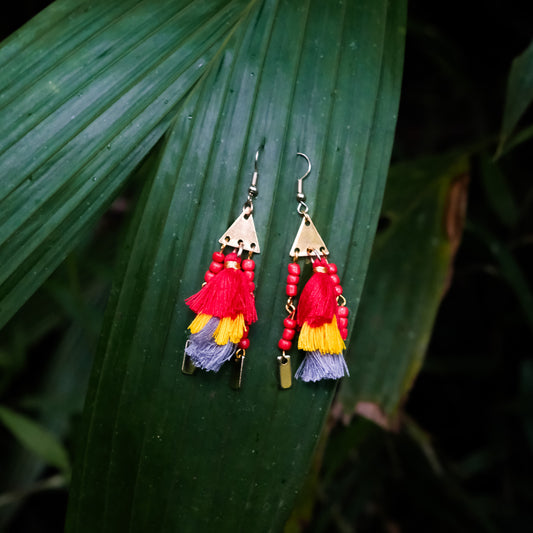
left=246, top=146, right=263, bottom=209
left=296, top=152, right=311, bottom=214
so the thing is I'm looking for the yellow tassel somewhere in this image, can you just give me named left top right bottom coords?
left=214, top=314, right=245, bottom=345
left=298, top=316, right=345, bottom=354
left=188, top=313, right=212, bottom=333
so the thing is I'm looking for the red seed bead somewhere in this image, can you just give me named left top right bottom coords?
left=212, top=251, right=225, bottom=263
left=204, top=271, right=216, bottom=283
left=327, top=263, right=337, bottom=274
left=338, top=317, right=348, bottom=328
left=287, top=274, right=299, bottom=285
left=330, top=274, right=340, bottom=285
left=340, top=328, right=349, bottom=340
left=278, top=339, right=292, bottom=351
left=282, top=328, right=296, bottom=341
left=209, top=261, right=224, bottom=274
left=241, top=328, right=249, bottom=339
left=284, top=318, right=297, bottom=329
left=244, top=270, right=255, bottom=281
left=242, top=259, right=255, bottom=271
left=286, top=284, right=298, bottom=297
left=248, top=281, right=256, bottom=292
left=334, top=285, right=343, bottom=296
left=288, top=263, right=301, bottom=275
left=337, top=306, right=349, bottom=317
left=238, top=338, right=250, bottom=350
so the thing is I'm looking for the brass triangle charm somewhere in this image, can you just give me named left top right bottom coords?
left=219, top=211, right=261, bottom=253
left=289, top=214, right=329, bottom=257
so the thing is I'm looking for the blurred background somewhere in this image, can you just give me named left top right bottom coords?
left=1, top=1, right=533, bottom=531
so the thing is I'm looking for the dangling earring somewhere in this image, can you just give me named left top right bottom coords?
left=276, top=153, right=349, bottom=388
left=182, top=148, right=262, bottom=387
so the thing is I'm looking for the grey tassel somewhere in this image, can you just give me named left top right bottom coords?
left=185, top=317, right=237, bottom=372
left=294, top=351, right=349, bottom=382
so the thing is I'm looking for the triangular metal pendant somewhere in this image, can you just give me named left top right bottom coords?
left=219, top=211, right=261, bottom=253
left=289, top=214, right=329, bottom=257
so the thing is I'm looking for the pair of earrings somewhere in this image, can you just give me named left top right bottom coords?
left=182, top=150, right=350, bottom=389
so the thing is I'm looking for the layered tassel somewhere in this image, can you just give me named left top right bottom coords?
left=184, top=251, right=256, bottom=372
left=294, top=258, right=349, bottom=382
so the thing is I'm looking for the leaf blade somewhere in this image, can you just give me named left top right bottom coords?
left=0, top=0, right=255, bottom=328
left=0, top=405, right=70, bottom=476
left=497, top=37, right=533, bottom=157
left=338, top=155, right=469, bottom=415
left=65, top=0, right=406, bottom=530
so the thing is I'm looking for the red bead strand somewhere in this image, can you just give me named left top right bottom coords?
left=329, top=262, right=349, bottom=340
left=278, top=262, right=301, bottom=352
left=242, top=258, right=256, bottom=293
left=285, top=261, right=300, bottom=298
left=279, top=316, right=297, bottom=350
left=238, top=257, right=256, bottom=350
left=204, top=250, right=226, bottom=283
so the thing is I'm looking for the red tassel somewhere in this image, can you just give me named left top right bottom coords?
left=296, top=258, right=337, bottom=328
left=185, top=253, right=257, bottom=324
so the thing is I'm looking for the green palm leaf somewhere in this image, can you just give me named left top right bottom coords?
left=338, top=155, right=470, bottom=416
left=0, top=0, right=252, bottom=327
left=497, top=38, right=533, bottom=157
